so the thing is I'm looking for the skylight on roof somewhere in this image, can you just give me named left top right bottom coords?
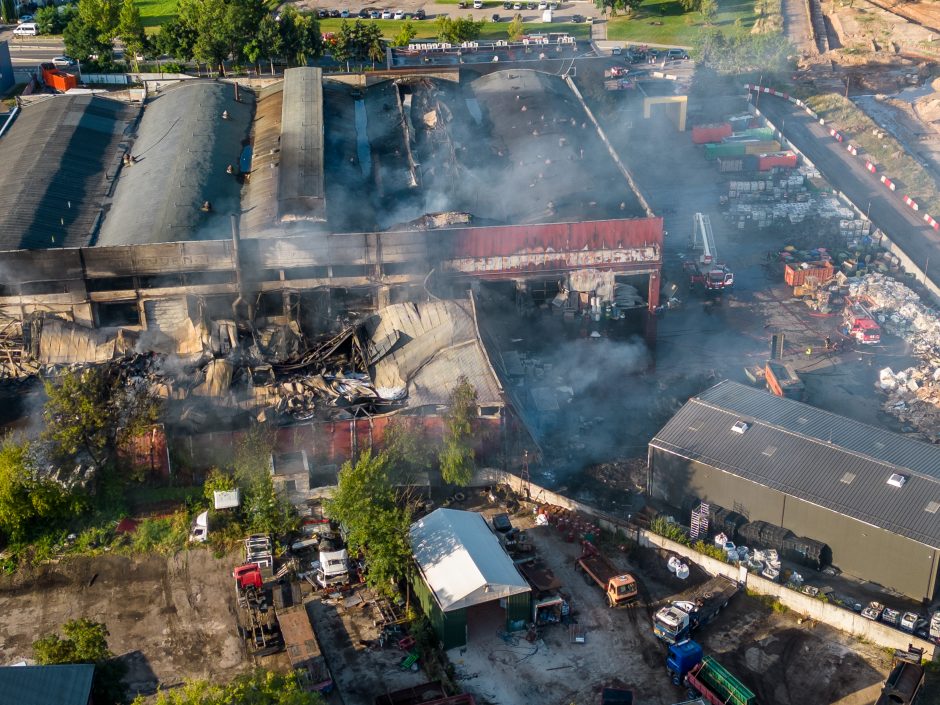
left=840, top=472, right=856, bottom=485
left=797, top=417, right=809, bottom=425
left=887, top=473, right=907, bottom=488
left=873, top=441, right=885, bottom=450
left=762, top=446, right=777, bottom=457
left=926, top=501, right=940, bottom=515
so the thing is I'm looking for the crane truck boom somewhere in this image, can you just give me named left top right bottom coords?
left=686, top=213, right=734, bottom=291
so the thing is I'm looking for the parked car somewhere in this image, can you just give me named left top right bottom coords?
left=381, top=8, right=392, bottom=17
left=12, top=22, right=37, bottom=36
left=491, top=12, right=500, bottom=20
left=393, top=8, right=404, bottom=18
left=51, top=55, right=76, bottom=67
left=666, top=48, right=689, bottom=60
left=414, top=8, right=425, bottom=18
left=340, top=8, right=350, bottom=16
left=526, top=2, right=536, bottom=10
left=512, top=1, right=522, bottom=8
left=329, top=9, right=341, bottom=16
left=473, top=0, right=484, bottom=7
left=316, top=8, right=328, bottom=17
left=369, top=9, right=381, bottom=17
left=502, top=1, right=511, bottom=8
left=549, top=2, right=557, bottom=9
left=571, top=13, right=583, bottom=21
left=492, top=513, right=513, bottom=533
left=537, top=0, right=547, bottom=8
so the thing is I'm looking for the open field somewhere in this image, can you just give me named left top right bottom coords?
left=606, top=0, right=758, bottom=44
left=0, top=551, right=250, bottom=698
left=135, top=0, right=178, bottom=28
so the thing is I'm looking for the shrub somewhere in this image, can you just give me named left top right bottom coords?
left=650, top=516, right=690, bottom=545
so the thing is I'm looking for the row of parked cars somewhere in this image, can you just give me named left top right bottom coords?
left=316, top=7, right=426, bottom=19
left=620, top=44, right=689, bottom=63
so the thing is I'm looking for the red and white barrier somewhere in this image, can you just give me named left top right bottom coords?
left=924, top=214, right=940, bottom=231
left=847, top=144, right=858, bottom=155
left=904, top=195, right=920, bottom=211
left=865, top=161, right=876, bottom=173
left=881, top=175, right=896, bottom=191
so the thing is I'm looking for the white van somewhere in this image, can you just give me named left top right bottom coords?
left=13, top=23, right=38, bottom=36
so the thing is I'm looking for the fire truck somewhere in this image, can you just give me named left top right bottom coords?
left=685, top=213, right=734, bottom=292
left=842, top=296, right=881, bottom=344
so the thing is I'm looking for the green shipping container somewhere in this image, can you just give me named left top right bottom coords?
left=735, top=126, right=774, bottom=140
left=705, top=143, right=747, bottom=160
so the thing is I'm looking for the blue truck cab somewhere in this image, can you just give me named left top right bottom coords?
left=666, top=639, right=704, bottom=686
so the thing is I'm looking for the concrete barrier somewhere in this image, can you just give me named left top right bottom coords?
left=479, top=468, right=938, bottom=658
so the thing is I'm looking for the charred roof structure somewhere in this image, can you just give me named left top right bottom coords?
left=242, top=68, right=325, bottom=237
left=0, top=94, right=134, bottom=250
left=98, top=81, right=253, bottom=246
left=649, top=380, right=940, bottom=601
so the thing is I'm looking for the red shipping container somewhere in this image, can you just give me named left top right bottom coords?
left=758, top=151, right=798, bottom=171
left=692, top=123, right=733, bottom=144
left=42, top=68, right=78, bottom=92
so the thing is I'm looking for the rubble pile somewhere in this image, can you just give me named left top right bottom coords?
left=854, top=273, right=940, bottom=440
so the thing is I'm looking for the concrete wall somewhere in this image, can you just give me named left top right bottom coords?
left=648, top=450, right=940, bottom=603
left=476, top=468, right=938, bottom=658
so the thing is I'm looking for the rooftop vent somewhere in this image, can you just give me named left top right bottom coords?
left=762, top=446, right=777, bottom=457
left=840, top=472, right=856, bottom=485
left=926, top=501, right=940, bottom=515
left=873, top=441, right=885, bottom=450
left=887, top=473, right=907, bottom=488
left=731, top=421, right=749, bottom=434
left=797, top=417, right=809, bottom=425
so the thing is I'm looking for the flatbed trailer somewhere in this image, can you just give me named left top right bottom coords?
left=277, top=605, right=334, bottom=693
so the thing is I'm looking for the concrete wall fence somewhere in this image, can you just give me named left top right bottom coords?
left=477, top=468, right=938, bottom=658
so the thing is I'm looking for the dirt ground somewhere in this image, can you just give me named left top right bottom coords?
left=450, top=509, right=892, bottom=705
left=0, top=551, right=250, bottom=697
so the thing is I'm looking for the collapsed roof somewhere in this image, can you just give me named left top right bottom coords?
left=362, top=299, right=503, bottom=409
left=97, top=81, right=253, bottom=246
left=0, top=95, right=135, bottom=250
left=410, top=508, right=530, bottom=612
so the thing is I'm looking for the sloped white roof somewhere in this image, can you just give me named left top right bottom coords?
left=410, top=508, right=530, bottom=612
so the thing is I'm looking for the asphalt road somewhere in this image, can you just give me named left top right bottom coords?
left=756, top=91, right=940, bottom=291
left=1, top=31, right=65, bottom=66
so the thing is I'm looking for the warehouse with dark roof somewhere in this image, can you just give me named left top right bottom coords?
left=649, top=380, right=940, bottom=602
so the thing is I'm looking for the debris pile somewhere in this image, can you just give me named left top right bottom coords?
left=853, top=273, right=940, bottom=440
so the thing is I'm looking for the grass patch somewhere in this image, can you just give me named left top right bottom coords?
left=134, top=0, right=178, bottom=28
left=800, top=91, right=940, bottom=214
left=318, top=17, right=588, bottom=40
left=606, top=0, right=757, bottom=44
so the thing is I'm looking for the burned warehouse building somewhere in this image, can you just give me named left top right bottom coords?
left=0, top=66, right=664, bottom=376
left=648, top=380, right=940, bottom=603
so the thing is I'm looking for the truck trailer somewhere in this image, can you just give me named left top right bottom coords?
left=575, top=541, right=638, bottom=607
left=876, top=647, right=925, bottom=705
left=653, top=575, right=740, bottom=644
left=667, top=641, right=755, bottom=705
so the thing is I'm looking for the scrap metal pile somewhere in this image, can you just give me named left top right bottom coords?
left=856, top=273, right=940, bottom=440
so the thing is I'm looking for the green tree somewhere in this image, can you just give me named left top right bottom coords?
left=330, top=18, right=355, bottom=70
left=34, top=619, right=127, bottom=705
left=700, top=0, right=717, bottom=25
left=117, top=0, right=147, bottom=69
left=245, top=13, right=283, bottom=74
left=64, top=14, right=115, bottom=66
left=177, top=0, right=230, bottom=74
left=77, top=0, right=120, bottom=43
left=677, top=0, right=700, bottom=11
left=613, top=0, right=643, bottom=14
left=437, top=14, right=485, bottom=42
left=326, top=451, right=413, bottom=596
left=438, top=377, right=476, bottom=487
left=0, top=0, right=15, bottom=24
left=506, top=13, right=524, bottom=40
left=42, top=368, right=161, bottom=466
left=232, top=425, right=294, bottom=534
left=203, top=467, right=236, bottom=504
left=36, top=5, right=75, bottom=34
left=391, top=20, right=417, bottom=47
left=0, top=435, right=76, bottom=542
left=138, top=669, right=324, bottom=705
left=295, top=12, right=325, bottom=66
left=155, top=17, right=198, bottom=60
left=382, top=417, right=437, bottom=485
left=224, top=0, right=267, bottom=64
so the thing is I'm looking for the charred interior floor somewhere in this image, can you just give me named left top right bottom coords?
left=322, top=70, right=646, bottom=233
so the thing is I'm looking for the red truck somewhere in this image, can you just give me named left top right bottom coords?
left=575, top=541, right=638, bottom=607
left=843, top=296, right=881, bottom=344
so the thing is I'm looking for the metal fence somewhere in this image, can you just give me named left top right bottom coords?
left=80, top=73, right=129, bottom=85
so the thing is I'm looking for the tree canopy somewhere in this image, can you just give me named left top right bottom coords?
left=137, top=670, right=324, bottom=705
left=435, top=15, right=486, bottom=43
left=0, top=435, right=75, bottom=542
left=34, top=619, right=127, bottom=705
left=232, top=425, right=294, bottom=535
left=439, top=377, right=477, bottom=487
left=325, top=451, right=413, bottom=595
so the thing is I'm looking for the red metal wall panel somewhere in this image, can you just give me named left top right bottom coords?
left=692, top=123, right=733, bottom=144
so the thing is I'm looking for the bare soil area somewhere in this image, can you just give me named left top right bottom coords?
left=450, top=510, right=891, bottom=705
left=0, top=551, right=250, bottom=698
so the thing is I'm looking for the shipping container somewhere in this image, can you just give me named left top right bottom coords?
left=718, top=158, right=744, bottom=173
left=733, top=126, right=774, bottom=140
left=757, top=151, right=798, bottom=171
left=41, top=67, right=77, bottom=92
left=784, top=261, right=834, bottom=287
left=765, top=360, right=804, bottom=400
left=704, top=143, right=747, bottom=160
left=692, top=123, right=733, bottom=144
left=744, top=140, right=781, bottom=155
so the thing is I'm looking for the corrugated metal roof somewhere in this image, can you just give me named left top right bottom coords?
left=410, top=508, right=530, bottom=612
left=0, top=95, right=135, bottom=250
left=0, top=664, right=95, bottom=705
left=97, top=81, right=253, bottom=246
left=363, top=299, right=503, bottom=408
left=650, top=380, right=940, bottom=548
left=240, top=82, right=283, bottom=236
left=278, top=68, right=325, bottom=223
